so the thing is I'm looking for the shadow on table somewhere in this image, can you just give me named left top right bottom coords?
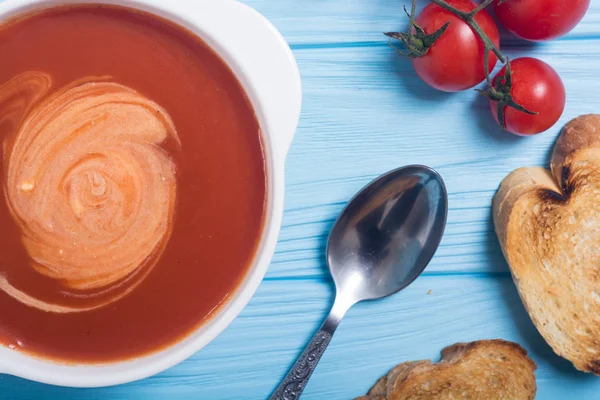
left=317, top=215, right=337, bottom=286
left=386, top=49, right=455, bottom=104
left=470, top=92, right=524, bottom=144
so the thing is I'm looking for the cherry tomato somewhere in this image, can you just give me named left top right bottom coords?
left=413, top=0, right=500, bottom=92
left=490, top=58, right=566, bottom=136
left=494, top=0, right=590, bottom=41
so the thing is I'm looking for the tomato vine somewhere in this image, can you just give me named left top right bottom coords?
left=385, top=0, right=537, bottom=129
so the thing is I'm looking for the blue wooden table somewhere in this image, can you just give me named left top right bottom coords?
left=3, top=0, right=600, bottom=398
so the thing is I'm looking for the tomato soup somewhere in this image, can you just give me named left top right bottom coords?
left=0, top=5, right=266, bottom=362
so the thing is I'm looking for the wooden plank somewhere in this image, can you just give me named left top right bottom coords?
left=244, top=0, right=600, bottom=46
left=2, top=276, right=599, bottom=399
left=268, top=40, right=600, bottom=279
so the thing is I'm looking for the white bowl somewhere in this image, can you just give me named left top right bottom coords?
left=0, top=0, right=301, bottom=388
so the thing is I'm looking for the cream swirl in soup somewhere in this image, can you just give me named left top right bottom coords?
left=0, top=72, right=180, bottom=313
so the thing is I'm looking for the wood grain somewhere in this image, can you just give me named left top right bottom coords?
left=1, top=277, right=598, bottom=399
left=244, top=0, right=600, bottom=45
left=3, top=0, right=600, bottom=399
left=271, top=41, right=600, bottom=279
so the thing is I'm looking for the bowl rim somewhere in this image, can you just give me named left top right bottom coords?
left=0, top=0, right=301, bottom=387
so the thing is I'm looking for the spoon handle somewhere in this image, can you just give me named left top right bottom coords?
left=269, top=325, right=334, bottom=400
left=269, top=298, right=351, bottom=400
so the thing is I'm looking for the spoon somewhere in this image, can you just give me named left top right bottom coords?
left=269, top=165, right=448, bottom=400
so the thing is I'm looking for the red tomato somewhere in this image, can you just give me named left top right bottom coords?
left=494, top=0, right=590, bottom=41
left=490, top=58, right=566, bottom=136
left=413, top=0, right=500, bottom=92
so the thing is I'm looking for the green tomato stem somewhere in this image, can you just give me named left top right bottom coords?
left=470, top=0, right=496, bottom=16
left=409, top=0, right=417, bottom=28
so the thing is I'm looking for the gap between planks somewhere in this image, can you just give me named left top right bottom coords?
left=289, top=35, right=600, bottom=51
left=263, top=271, right=512, bottom=282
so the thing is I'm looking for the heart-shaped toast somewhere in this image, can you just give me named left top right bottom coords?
left=494, top=114, right=600, bottom=373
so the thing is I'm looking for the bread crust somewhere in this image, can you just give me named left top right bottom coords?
left=493, top=114, right=600, bottom=373
left=356, top=339, right=537, bottom=399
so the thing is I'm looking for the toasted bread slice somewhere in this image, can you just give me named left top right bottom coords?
left=355, top=339, right=536, bottom=400
left=493, top=114, right=600, bottom=373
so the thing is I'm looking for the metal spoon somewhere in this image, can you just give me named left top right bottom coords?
left=269, top=165, right=448, bottom=400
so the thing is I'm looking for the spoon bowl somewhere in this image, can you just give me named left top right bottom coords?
left=270, top=165, right=448, bottom=400
left=328, top=165, right=447, bottom=304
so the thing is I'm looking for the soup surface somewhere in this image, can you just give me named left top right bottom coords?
left=0, top=5, right=266, bottom=362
